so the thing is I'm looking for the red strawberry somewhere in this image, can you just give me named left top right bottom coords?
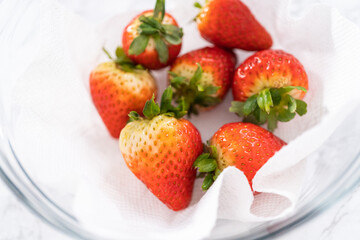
left=194, top=0, right=272, bottom=51
left=169, top=46, right=236, bottom=115
left=122, top=0, right=182, bottom=69
left=230, top=50, right=309, bottom=131
left=119, top=87, right=203, bottom=211
left=193, top=122, right=286, bottom=190
left=90, top=47, right=157, bottom=138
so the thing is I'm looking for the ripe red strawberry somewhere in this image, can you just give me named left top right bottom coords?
left=169, top=46, right=236, bottom=115
left=230, top=50, right=309, bottom=131
left=90, top=47, right=157, bottom=138
left=194, top=0, right=272, bottom=50
left=122, top=0, right=182, bottom=69
left=119, top=87, right=203, bottom=211
left=193, top=122, right=286, bottom=190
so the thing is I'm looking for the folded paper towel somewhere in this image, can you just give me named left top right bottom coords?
left=2, top=0, right=360, bottom=239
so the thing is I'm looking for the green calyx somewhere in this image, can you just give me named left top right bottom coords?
left=103, top=47, right=145, bottom=72
left=230, top=86, right=308, bottom=131
left=192, top=2, right=203, bottom=22
left=193, top=145, right=221, bottom=190
left=128, top=86, right=187, bottom=122
left=169, top=63, right=221, bottom=117
left=128, top=0, right=183, bottom=64
left=193, top=2, right=203, bottom=9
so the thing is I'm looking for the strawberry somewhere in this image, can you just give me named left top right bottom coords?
left=119, top=87, right=203, bottom=211
left=194, top=0, right=272, bottom=51
left=230, top=50, right=309, bottom=131
left=193, top=122, right=286, bottom=190
left=90, top=47, right=157, bottom=138
left=122, top=0, right=183, bottom=69
left=169, top=46, right=236, bottom=115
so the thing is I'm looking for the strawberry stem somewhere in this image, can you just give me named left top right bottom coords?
left=230, top=86, right=307, bottom=131
left=102, top=47, right=114, bottom=60
left=169, top=63, right=221, bottom=117
left=153, top=0, right=165, bottom=21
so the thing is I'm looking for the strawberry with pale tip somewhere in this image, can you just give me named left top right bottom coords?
left=89, top=47, right=157, bottom=138
left=122, top=0, right=183, bottom=69
left=230, top=49, right=309, bottom=131
left=119, top=87, right=203, bottom=211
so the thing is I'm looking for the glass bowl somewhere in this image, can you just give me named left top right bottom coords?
left=1, top=0, right=360, bottom=239
left=2, top=103, right=360, bottom=240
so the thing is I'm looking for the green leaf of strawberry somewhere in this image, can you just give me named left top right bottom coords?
left=229, top=101, right=245, bottom=117
left=230, top=86, right=308, bottom=131
left=295, top=99, right=307, bottom=116
left=143, top=95, right=160, bottom=119
left=278, top=109, right=296, bottom=122
left=189, top=63, right=203, bottom=86
left=128, top=111, right=141, bottom=122
left=213, top=168, right=221, bottom=180
left=270, top=88, right=282, bottom=105
left=126, top=0, right=183, bottom=65
left=202, top=173, right=214, bottom=190
left=103, top=47, right=145, bottom=72
left=138, top=24, right=159, bottom=35
left=139, top=15, right=164, bottom=30
left=279, top=86, right=307, bottom=94
left=287, top=95, right=297, bottom=113
left=195, top=158, right=217, bottom=172
left=193, top=2, right=202, bottom=9
left=153, top=34, right=169, bottom=63
left=193, top=144, right=221, bottom=190
left=267, top=110, right=278, bottom=132
left=163, top=24, right=183, bottom=45
left=160, top=87, right=173, bottom=114
left=115, top=47, right=127, bottom=59
left=130, top=86, right=190, bottom=122
left=128, top=35, right=150, bottom=56
left=193, top=153, right=210, bottom=166
left=170, top=63, right=221, bottom=117
left=203, top=85, right=220, bottom=95
left=257, top=88, right=273, bottom=114
left=243, top=95, right=257, bottom=115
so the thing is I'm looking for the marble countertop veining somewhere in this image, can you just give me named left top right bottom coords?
left=0, top=181, right=66, bottom=240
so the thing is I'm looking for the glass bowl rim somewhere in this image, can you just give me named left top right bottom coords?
left=1, top=124, right=360, bottom=240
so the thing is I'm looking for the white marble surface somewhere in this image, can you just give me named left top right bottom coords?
left=0, top=181, right=68, bottom=240
left=1, top=0, right=360, bottom=240
left=278, top=185, right=360, bottom=240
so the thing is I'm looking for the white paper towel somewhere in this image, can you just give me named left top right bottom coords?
left=2, top=0, right=360, bottom=239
